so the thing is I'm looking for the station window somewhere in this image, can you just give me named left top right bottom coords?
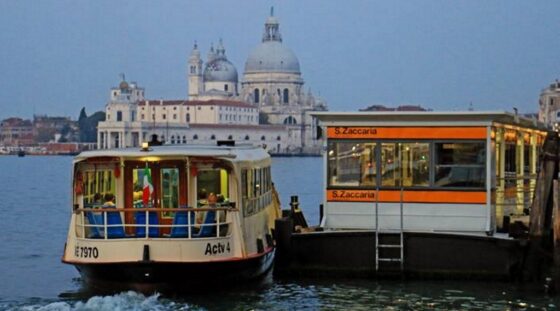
left=381, top=142, right=429, bottom=187
left=328, top=141, right=377, bottom=187
left=434, top=142, right=485, bottom=188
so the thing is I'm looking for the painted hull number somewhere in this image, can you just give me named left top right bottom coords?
left=205, top=242, right=231, bottom=255
left=75, top=245, right=99, bottom=258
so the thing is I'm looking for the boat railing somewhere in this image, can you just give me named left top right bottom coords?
left=74, top=205, right=236, bottom=240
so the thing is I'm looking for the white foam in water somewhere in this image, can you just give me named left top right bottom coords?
left=10, top=291, right=169, bottom=311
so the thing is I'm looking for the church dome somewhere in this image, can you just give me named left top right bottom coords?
left=203, top=40, right=238, bottom=83
left=244, top=10, right=300, bottom=75
left=203, top=59, right=238, bottom=83
left=245, top=41, right=300, bottom=74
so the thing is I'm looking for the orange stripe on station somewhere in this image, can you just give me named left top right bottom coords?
left=326, top=189, right=487, bottom=204
left=326, top=127, right=487, bottom=140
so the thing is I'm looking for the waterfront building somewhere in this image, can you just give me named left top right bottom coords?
left=97, top=10, right=327, bottom=154
left=538, top=80, right=560, bottom=130
left=97, top=80, right=291, bottom=153
left=0, top=117, right=34, bottom=146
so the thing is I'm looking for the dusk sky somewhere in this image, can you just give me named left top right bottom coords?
left=1, top=0, right=559, bottom=121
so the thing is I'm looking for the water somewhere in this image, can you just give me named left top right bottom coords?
left=0, top=156, right=558, bottom=310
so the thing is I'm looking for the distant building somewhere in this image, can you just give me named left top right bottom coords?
left=538, top=80, right=560, bottom=130
left=33, top=115, right=78, bottom=142
left=360, top=104, right=430, bottom=112
left=97, top=10, right=327, bottom=154
left=0, top=117, right=34, bottom=146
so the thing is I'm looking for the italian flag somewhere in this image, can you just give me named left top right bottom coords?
left=142, top=167, right=153, bottom=205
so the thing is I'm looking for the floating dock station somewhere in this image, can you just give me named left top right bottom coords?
left=274, top=111, right=560, bottom=284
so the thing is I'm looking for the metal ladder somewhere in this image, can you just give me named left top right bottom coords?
left=375, top=187, right=404, bottom=272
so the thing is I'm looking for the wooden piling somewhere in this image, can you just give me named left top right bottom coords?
left=526, top=131, right=559, bottom=281
left=553, top=180, right=560, bottom=268
left=529, top=132, right=559, bottom=238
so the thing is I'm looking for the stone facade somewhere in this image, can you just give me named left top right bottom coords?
left=538, top=80, right=560, bottom=130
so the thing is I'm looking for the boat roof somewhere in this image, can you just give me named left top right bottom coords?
left=312, top=110, right=547, bottom=129
left=73, top=143, right=270, bottom=163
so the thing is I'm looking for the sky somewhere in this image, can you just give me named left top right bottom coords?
left=0, top=0, right=559, bottom=121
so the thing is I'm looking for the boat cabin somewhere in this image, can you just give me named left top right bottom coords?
left=313, top=111, right=547, bottom=235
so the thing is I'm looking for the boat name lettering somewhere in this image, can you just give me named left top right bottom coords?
left=204, top=242, right=231, bottom=256
left=75, top=245, right=99, bottom=259
left=333, top=127, right=377, bottom=136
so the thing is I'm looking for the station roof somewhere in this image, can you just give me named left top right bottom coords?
left=312, top=111, right=548, bottom=130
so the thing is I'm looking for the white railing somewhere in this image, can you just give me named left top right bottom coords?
left=74, top=205, right=236, bottom=240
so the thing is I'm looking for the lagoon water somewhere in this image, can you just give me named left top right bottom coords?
left=0, top=155, right=558, bottom=310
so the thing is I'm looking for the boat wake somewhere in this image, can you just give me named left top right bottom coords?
left=0, top=291, right=200, bottom=311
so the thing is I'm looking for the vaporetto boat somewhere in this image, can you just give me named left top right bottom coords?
left=61, top=140, right=281, bottom=290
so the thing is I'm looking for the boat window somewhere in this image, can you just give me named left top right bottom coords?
left=328, top=141, right=377, bottom=187
left=241, top=167, right=272, bottom=217
left=197, top=169, right=229, bottom=206
left=161, top=168, right=179, bottom=218
left=82, top=169, right=117, bottom=208
left=434, top=142, right=485, bottom=188
left=132, top=168, right=153, bottom=208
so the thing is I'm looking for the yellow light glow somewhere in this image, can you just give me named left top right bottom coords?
left=140, top=157, right=161, bottom=162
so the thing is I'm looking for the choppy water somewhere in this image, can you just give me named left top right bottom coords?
left=0, top=156, right=558, bottom=310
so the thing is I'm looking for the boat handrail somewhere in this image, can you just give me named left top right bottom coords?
left=75, top=205, right=237, bottom=240
left=74, top=206, right=237, bottom=214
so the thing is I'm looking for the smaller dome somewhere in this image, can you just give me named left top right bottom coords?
left=203, top=59, right=238, bottom=83
left=119, top=81, right=129, bottom=90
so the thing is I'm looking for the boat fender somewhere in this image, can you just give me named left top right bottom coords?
left=257, top=238, right=264, bottom=253
left=265, top=233, right=274, bottom=247
left=142, top=244, right=150, bottom=262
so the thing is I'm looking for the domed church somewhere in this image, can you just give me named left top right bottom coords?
left=97, top=9, right=326, bottom=155
left=187, top=8, right=327, bottom=153
left=241, top=9, right=327, bottom=152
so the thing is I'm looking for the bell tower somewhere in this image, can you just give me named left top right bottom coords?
left=188, top=42, right=203, bottom=100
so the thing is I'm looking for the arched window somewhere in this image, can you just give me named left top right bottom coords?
left=277, top=136, right=281, bottom=141
left=254, top=89, right=260, bottom=103
left=186, top=113, right=190, bottom=122
left=228, top=135, right=233, bottom=140
left=193, top=134, right=198, bottom=140
left=283, top=88, right=289, bottom=104
left=261, top=135, right=266, bottom=141
left=224, top=84, right=228, bottom=91
left=245, top=135, right=250, bottom=140
left=182, top=136, right=187, bottom=144
left=283, top=116, right=297, bottom=125
left=210, top=134, right=216, bottom=140
left=171, top=135, right=175, bottom=144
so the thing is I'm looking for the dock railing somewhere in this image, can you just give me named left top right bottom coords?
left=74, top=205, right=235, bottom=240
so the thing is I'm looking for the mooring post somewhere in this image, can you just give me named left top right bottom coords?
left=529, top=132, right=558, bottom=238
left=553, top=180, right=560, bottom=292
left=527, top=131, right=559, bottom=281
